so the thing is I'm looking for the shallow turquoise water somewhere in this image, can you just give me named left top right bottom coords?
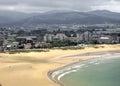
left=60, top=57, right=120, bottom=86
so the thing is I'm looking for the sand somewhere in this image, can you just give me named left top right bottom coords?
left=0, top=44, right=120, bottom=86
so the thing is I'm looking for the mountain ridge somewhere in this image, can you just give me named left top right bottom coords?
left=0, top=10, right=120, bottom=26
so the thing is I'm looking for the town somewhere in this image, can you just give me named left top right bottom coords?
left=0, top=24, right=120, bottom=52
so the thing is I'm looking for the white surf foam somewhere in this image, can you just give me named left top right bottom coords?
left=57, top=69, right=78, bottom=81
left=52, top=69, right=65, bottom=79
left=72, top=64, right=85, bottom=68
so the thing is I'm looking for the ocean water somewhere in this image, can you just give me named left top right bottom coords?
left=53, top=56, right=120, bottom=86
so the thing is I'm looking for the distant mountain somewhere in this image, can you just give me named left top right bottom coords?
left=0, top=10, right=38, bottom=24
left=1, top=10, right=120, bottom=26
left=0, top=16, right=14, bottom=24
left=89, top=10, right=120, bottom=20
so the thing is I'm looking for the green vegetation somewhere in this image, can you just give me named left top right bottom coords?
left=60, top=46, right=85, bottom=50
left=49, top=40, right=77, bottom=47
left=87, top=45, right=97, bottom=48
left=7, top=49, right=49, bottom=54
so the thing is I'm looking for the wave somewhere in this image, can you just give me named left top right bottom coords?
left=51, top=64, right=85, bottom=81
left=48, top=52, right=120, bottom=86
left=57, top=69, right=78, bottom=81
left=52, top=60, right=100, bottom=81
left=73, top=64, right=85, bottom=68
left=51, top=55, right=120, bottom=83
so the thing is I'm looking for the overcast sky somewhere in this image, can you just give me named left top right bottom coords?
left=0, top=0, right=120, bottom=13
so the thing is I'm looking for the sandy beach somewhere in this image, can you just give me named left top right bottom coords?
left=0, top=44, right=120, bottom=86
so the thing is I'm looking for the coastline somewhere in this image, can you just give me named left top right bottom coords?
left=0, top=44, right=120, bottom=86
left=47, top=49, right=120, bottom=86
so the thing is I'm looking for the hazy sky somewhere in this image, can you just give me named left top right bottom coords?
left=0, top=0, right=120, bottom=13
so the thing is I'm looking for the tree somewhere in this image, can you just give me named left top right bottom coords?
left=91, top=40, right=99, bottom=44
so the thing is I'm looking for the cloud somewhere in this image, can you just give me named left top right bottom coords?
left=0, top=0, right=119, bottom=13
left=92, top=0, right=120, bottom=12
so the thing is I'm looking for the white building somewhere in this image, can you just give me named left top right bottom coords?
left=54, top=33, right=68, bottom=40
left=99, top=36, right=112, bottom=44
left=76, top=33, right=84, bottom=42
left=44, top=34, right=54, bottom=42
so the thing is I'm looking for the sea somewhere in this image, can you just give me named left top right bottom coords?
left=52, top=55, right=120, bottom=86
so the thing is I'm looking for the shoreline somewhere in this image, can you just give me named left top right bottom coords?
left=47, top=50, right=120, bottom=86
left=47, top=61, right=81, bottom=86
left=0, top=44, right=120, bottom=86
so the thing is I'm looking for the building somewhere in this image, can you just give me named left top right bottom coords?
left=7, top=34, right=16, bottom=42
left=83, top=31, right=92, bottom=42
left=24, top=43, right=32, bottom=49
left=76, top=33, right=84, bottom=42
left=35, top=42, right=51, bottom=48
left=0, top=34, right=4, bottom=46
left=16, top=36, right=37, bottom=43
left=99, top=36, right=112, bottom=44
left=6, top=42, right=19, bottom=51
left=44, top=33, right=68, bottom=41
left=44, top=34, right=54, bottom=42
left=54, top=33, right=68, bottom=41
